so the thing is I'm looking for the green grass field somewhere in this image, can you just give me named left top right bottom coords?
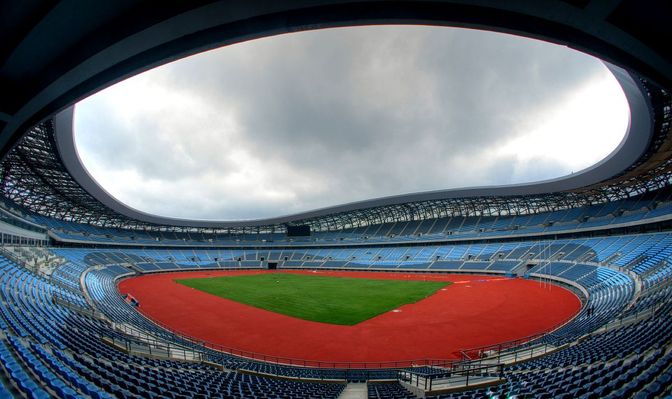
left=175, top=273, right=450, bottom=325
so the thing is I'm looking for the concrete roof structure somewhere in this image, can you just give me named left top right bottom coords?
left=1, top=1, right=671, bottom=231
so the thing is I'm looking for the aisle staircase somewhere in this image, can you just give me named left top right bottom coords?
left=338, top=383, right=367, bottom=399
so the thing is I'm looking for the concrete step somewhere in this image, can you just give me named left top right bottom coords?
left=338, top=382, right=367, bottom=399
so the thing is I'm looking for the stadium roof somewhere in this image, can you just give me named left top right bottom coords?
left=0, top=1, right=671, bottom=233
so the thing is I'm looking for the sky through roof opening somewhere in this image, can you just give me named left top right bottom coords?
left=74, top=25, right=629, bottom=221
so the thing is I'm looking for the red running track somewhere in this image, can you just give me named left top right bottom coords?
left=118, top=270, right=580, bottom=365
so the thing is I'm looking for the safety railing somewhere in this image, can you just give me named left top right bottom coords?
left=399, top=362, right=504, bottom=392
left=52, top=292, right=106, bottom=320
left=102, top=330, right=206, bottom=363
left=459, top=330, right=559, bottom=363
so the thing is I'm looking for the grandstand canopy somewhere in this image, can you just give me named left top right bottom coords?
left=1, top=0, right=670, bottom=232
left=73, top=26, right=629, bottom=221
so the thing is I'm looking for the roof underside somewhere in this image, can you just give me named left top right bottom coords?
left=0, top=1, right=671, bottom=233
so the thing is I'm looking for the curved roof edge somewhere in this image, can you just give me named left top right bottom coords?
left=54, top=63, right=652, bottom=229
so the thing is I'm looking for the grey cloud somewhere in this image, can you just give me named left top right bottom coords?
left=74, top=26, right=619, bottom=220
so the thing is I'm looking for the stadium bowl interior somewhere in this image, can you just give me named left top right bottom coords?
left=0, top=1, right=672, bottom=398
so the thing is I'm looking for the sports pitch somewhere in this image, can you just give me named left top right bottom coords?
left=175, top=273, right=450, bottom=325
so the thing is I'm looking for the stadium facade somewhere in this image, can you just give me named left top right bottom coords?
left=0, top=1, right=671, bottom=398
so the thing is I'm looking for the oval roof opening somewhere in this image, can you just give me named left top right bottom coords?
left=73, top=25, right=629, bottom=221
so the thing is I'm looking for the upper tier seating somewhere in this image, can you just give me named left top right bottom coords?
left=25, top=189, right=672, bottom=247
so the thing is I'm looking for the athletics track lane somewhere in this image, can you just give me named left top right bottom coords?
left=118, top=270, right=581, bottom=365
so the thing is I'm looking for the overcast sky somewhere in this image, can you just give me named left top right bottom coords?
left=74, top=26, right=628, bottom=221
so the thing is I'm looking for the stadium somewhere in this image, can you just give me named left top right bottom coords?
left=0, top=1, right=671, bottom=398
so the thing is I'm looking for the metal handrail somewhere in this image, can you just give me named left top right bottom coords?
left=399, top=362, right=504, bottom=392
